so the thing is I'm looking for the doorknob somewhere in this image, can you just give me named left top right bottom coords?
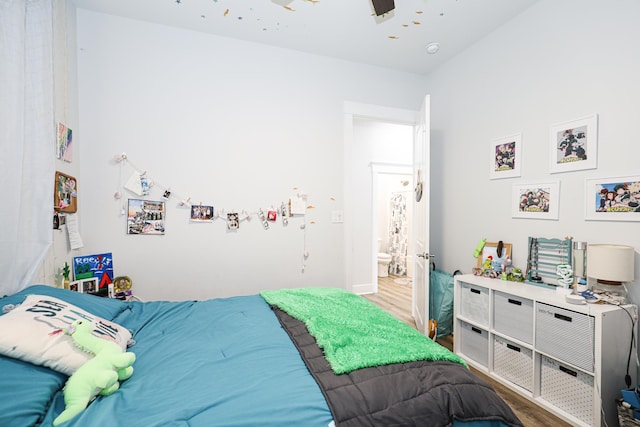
left=417, top=253, right=434, bottom=259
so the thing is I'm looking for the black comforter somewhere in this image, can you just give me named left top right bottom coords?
left=273, top=307, right=523, bottom=427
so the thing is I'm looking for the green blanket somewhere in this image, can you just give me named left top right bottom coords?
left=260, top=287, right=466, bottom=374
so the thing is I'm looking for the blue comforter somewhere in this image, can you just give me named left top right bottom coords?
left=0, top=286, right=333, bottom=427
left=1, top=286, right=517, bottom=427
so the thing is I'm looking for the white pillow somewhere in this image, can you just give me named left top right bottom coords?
left=0, top=294, right=131, bottom=376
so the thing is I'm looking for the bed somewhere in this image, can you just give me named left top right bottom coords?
left=0, top=285, right=522, bottom=427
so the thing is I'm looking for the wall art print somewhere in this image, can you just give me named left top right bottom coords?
left=73, top=252, right=114, bottom=288
left=584, top=175, right=640, bottom=221
left=512, top=181, right=560, bottom=220
left=127, top=199, right=165, bottom=235
left=489, top=133, right=522, bottom=180
left=57, top=122, right=73, bottom=163
left=549, top=114, right=598, bottom=173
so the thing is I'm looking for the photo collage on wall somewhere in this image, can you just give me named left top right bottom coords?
left=127, top=199, right=165, bottom=235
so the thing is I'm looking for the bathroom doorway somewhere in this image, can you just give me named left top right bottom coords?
left=343, top=102, right=417, bottom=297
left=343, top=99, right=430, bottom=333
left=373, top=168, right=414, bottom=291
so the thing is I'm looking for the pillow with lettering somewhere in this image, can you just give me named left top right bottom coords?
left=0, top=294, right=131, bottom=376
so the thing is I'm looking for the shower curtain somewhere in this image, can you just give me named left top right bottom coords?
left=388, top=193, right=408, bottom=275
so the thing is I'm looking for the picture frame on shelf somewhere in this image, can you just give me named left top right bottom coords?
left=70, top=278, right=100, bottom=295
left=476, top=242, right=512, bottom=270
left=584, top=175, right=640, bottom=221
left=549, top=114, right=598, bottom=174
left=69, top=281, right=79, bottom=292
left=512, top=181, right=560, bottom=220
left=489, top=133, right=522, bottom=180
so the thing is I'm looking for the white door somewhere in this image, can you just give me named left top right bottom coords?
left=412, top=95, right=431, bottom=335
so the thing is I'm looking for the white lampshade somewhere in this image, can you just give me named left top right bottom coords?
left=587, top=244, right=635, bottom=283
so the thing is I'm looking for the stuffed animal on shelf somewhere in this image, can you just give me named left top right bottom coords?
left=482, top=256, right=494, bottom=272
left=52, top=320, right=135, bottom=426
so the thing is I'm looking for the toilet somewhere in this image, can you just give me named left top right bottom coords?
left=377, top=239, right=392, bottom=277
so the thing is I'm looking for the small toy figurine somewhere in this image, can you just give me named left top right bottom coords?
left=511, top=268, right=524, bottom=282
left=501, top=255, right=512, bottom=275
left=482, top=256, right=493, bottom=271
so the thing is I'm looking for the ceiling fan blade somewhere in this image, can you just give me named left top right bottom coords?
left=371, top=0, right=395, bottom=16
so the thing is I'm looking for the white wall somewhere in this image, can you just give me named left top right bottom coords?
left=75, top=10, right=426, bottom=301
left=74, top=0, right=640, bottom=304
left=427, top=0, right=640, bottom=302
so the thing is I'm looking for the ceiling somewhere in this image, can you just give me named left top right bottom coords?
left=71, top=0, right=539, bottom=75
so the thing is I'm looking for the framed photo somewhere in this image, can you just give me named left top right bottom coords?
left=476, top=242, right=512, bottom=269
left=54, top=171, right=78, bottom=213
left=127, top=199, right=165, bottom=235
left=71, top=278, right=101, bottom=295
left=584, top=175, right=640, bottom=221
left=512, top=181, right=560, bottom=220
left=489, top=133, right=522, bottom=179
left=69, top=280, right=79, bottom=292
left=190, top=205, right=214, bottom=222
left=549, top=114, right=598, bottom=173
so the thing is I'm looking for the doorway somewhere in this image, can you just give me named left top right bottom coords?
left=371, top=166, right=413, bottom=294
left=343, top=101, right=416, bottom=298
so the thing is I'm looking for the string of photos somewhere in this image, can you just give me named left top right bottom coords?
left=112, top=153, right=315, bottom=271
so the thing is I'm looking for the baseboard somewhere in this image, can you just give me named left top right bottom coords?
left=352, top=282, right=375, bottom=295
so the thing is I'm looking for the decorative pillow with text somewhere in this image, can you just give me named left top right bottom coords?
left=0, top=294, right=131, bottom=376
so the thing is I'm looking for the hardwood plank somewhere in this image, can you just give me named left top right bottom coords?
left=362, top=275, right=571, bottom=427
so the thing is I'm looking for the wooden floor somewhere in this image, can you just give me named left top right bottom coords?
left=363, top=275, right=571, bottom=427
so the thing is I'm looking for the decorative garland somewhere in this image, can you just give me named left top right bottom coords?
left=112, top=153, right=316, bottom=272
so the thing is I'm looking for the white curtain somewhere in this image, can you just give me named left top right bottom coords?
left=0, top=0, right=55, bottom=296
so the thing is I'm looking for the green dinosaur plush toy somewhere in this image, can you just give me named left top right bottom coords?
left=52, top=319, right=135, bottom=426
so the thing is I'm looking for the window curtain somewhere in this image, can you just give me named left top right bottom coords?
left=0, top=0, right=55, bottom=296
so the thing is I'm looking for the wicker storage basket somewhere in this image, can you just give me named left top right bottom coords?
left=618, top=399, right=640, bottom=427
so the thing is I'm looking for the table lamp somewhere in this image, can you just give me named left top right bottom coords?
left=586, top=244, right=635, bottom=303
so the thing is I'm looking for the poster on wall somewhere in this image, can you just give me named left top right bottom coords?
left=511, top=181, right=560, bottom=220
left=489, top=133, right=522, bottom=180
left=584, top=175, right=640, bottom=221
left=57, top=122, right=73, bottom=163
left=549, top=114, right=598, bottom=173
left=72, top=252, right=113, bottom=297
left=127, top=199, right=165, bottom=235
